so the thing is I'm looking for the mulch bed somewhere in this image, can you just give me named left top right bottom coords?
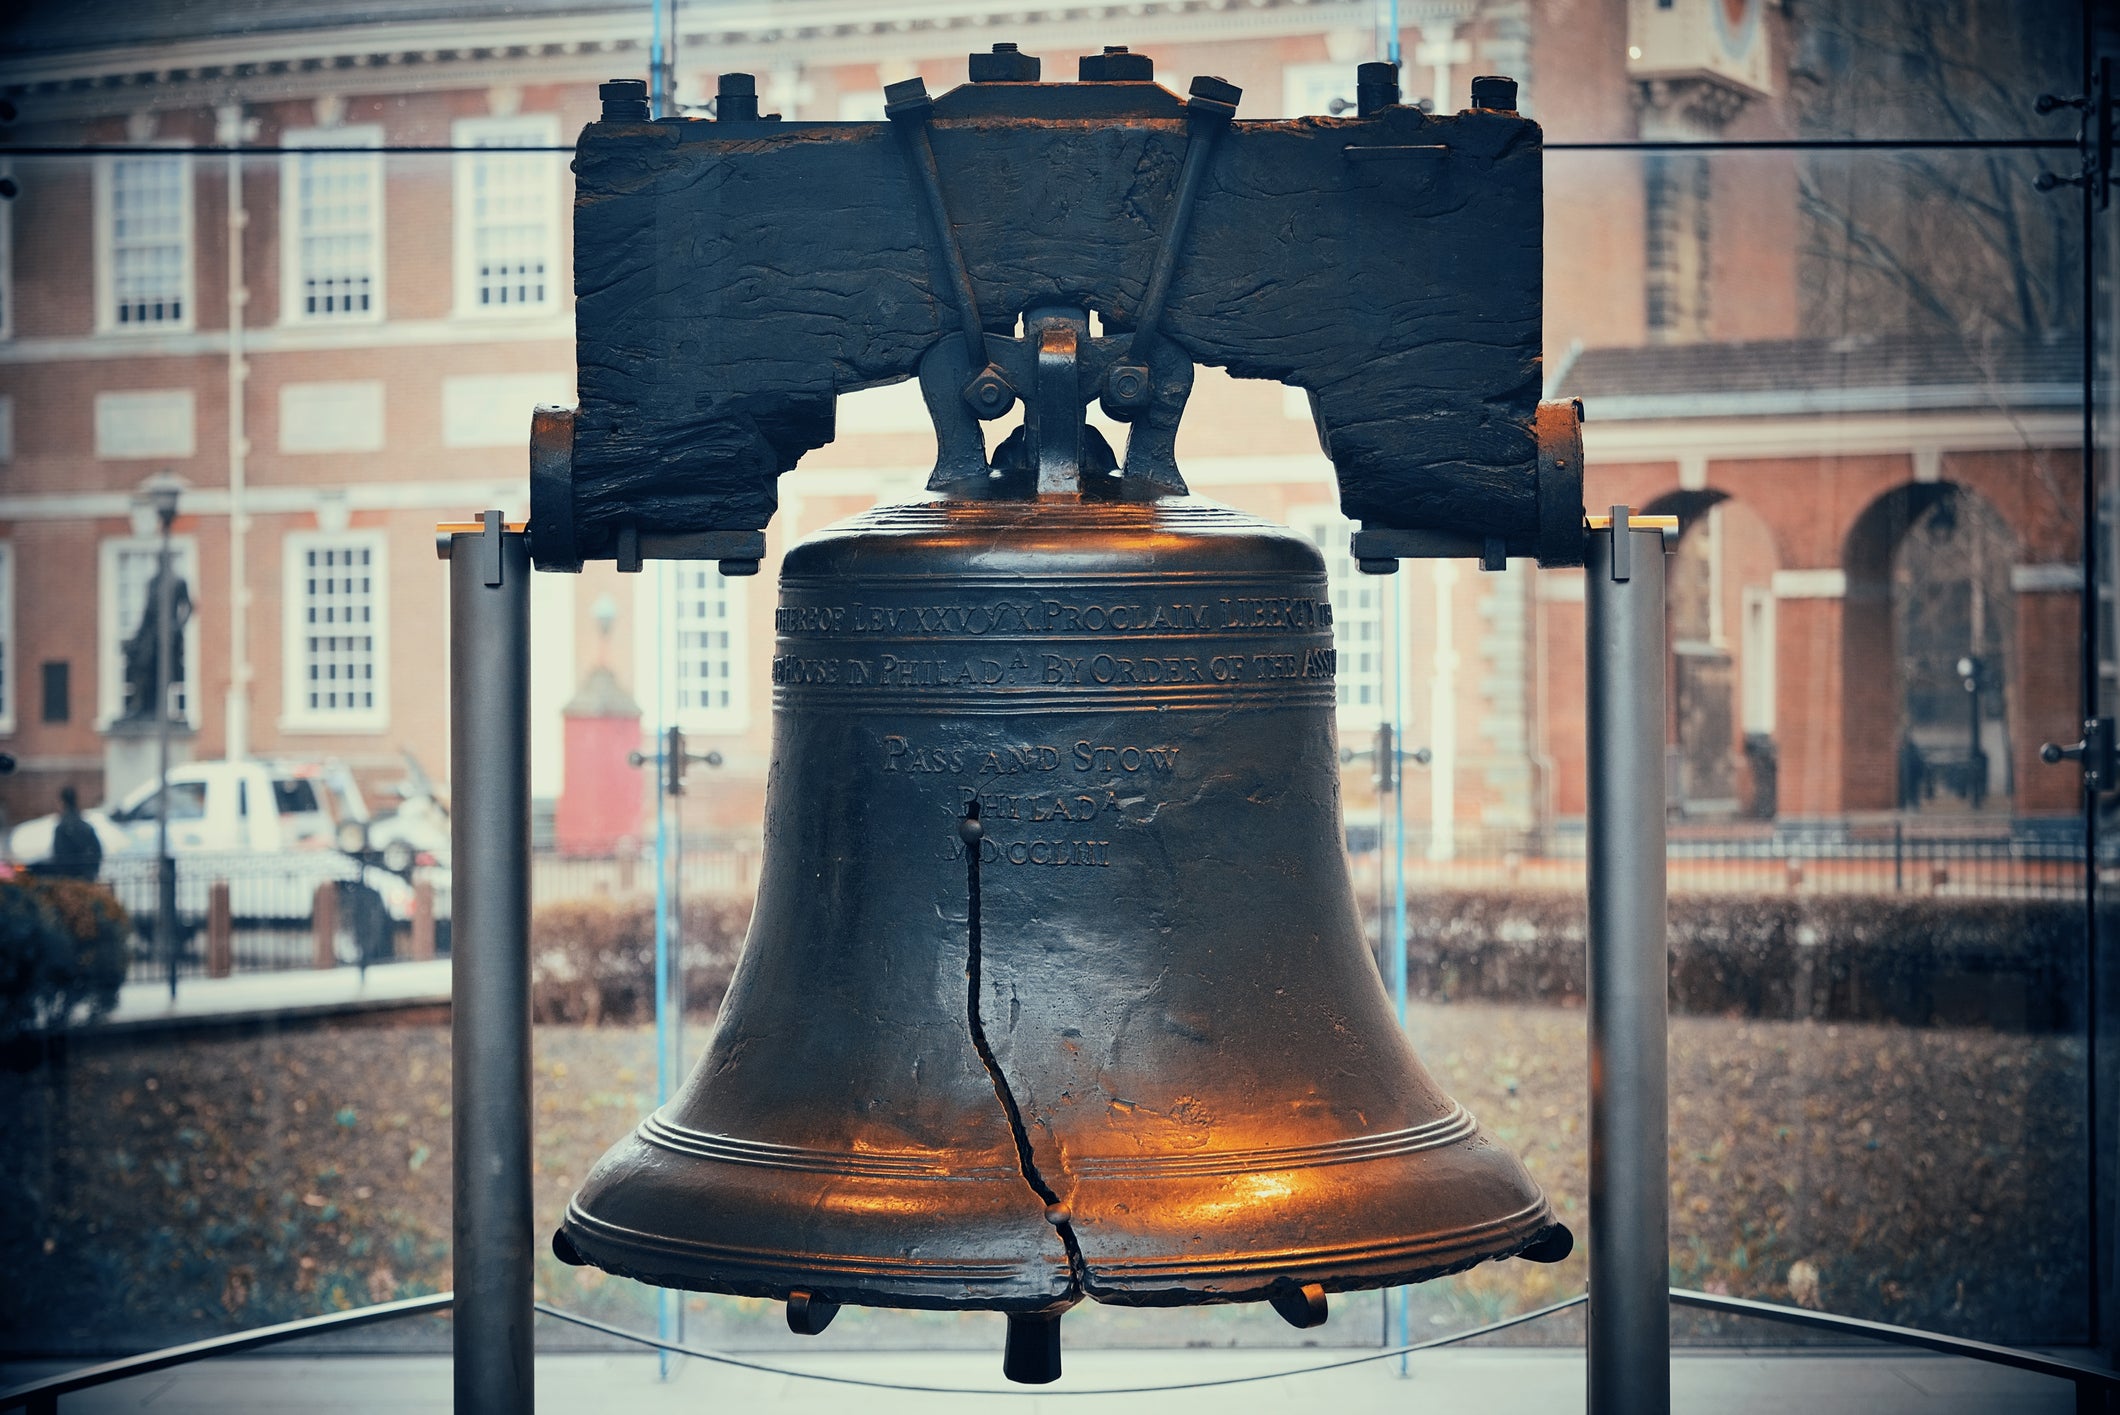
left=0, top=1002, right=2088, bottom=1356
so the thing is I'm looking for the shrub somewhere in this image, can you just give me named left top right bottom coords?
left=1369, top=889, right=2092, bottom=1033
left=530, top=894, right=751, bottom=1026
left=0, top=876, right=130, bottom=1039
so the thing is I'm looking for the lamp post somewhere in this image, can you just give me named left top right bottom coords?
left=144, top=472, right=183, bottom=1000
left=1957, top=654, right=1986, bottom=810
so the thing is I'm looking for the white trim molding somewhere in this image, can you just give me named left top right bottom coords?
left=1582, top=411, right=2080, bottom=463
left=2011, top=563, right=2084, bottom=594
left=1771, top=568, right=1846, bottom=600
left=94, top=388, right=196, bottom=460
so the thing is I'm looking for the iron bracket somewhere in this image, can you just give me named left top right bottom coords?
left=2036, top=56, right=2114, bottom=209
left=2040, top=717, right=2117, bottom=793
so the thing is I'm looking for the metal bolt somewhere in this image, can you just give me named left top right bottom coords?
left=1101, top=362, right=1153, bottom=417
left=962, top=365, right=1017, bottom=419
left=1080, top=46, right=1155, bottom=82
left=598, top=79, right=649, bottom=122
left=717, top=72, right=760, bottom=122
left=1469, top=74, right=1519, bottom=112
left=969, top=42, right=1042, bottom=83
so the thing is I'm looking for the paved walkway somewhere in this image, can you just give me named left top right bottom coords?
left=0, top=1347, right=2081, bottom=1412
left=85, top=958, right=451, bottom=1036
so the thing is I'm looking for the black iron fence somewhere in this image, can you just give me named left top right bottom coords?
left=89, top=824, right=2090, bottom=987
left=97, top=854, right=425, bottom=984
left=1344, top=818, right=2092, bottom=901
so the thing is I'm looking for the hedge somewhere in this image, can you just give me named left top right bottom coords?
left=1376, top=890, right=2091, bottom=1033
left=530, top=894, right=751, bottom=1025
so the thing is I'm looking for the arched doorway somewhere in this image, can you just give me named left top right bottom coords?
left=1842, top=483, right=2016, bottom=816
left=1646, top=489, right=1783, bottom=819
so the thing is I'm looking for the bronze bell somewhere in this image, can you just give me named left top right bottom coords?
left=554, top=488, right=1571, bottom=1381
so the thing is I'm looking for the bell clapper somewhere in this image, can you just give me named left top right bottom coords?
left=1002, top=1310, right=1065, bottom=1385
left=785, top=1289, right=841, bottom=1336
left=1267, top=1281, right=1330, bottom=1330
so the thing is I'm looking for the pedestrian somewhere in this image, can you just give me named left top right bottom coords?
left=49, top=786, right=103, bottom=881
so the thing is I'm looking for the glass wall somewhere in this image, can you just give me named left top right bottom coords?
left=0, top=0, right=2107, bottom=1386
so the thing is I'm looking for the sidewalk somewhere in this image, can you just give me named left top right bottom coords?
left=0, top=1346, right=2079, bottom=1413
left=79, top=958, right=452, bottom=1038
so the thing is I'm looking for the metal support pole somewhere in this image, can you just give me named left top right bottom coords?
left=1586, top=509, right=1670, bottom=1415
left=446, top=513, right=533, bottom=1415
left=155, top=512, right=178, bottom=1001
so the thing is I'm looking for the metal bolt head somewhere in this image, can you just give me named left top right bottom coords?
left=598, top=79, right=650, bottom=122
left=970, top=42, right=1042, bottom=82
left=1469, top=74, right=1519, bottom=112
left=962, top=364, right=1017, bottom=419
left=1080, top=47, right=1155, bottom=82
left=1100, top=361, right=1153, bottom=417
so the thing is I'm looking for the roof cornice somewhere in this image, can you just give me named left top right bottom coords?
left=0, top=0, right=1386, bottom=119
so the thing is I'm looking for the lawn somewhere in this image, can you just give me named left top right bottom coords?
left=0, top=1001, right=2088, bottom=1356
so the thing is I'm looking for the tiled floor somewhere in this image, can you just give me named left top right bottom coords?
left=1, top=1347, right=2084, bottom=1413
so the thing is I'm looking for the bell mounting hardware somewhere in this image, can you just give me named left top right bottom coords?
left=531, top=46, right=1583, bottom=576
left=546, top=47, right=1578, bottom=1386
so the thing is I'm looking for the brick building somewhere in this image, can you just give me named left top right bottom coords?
left=0, top=0, right=2083, bottom=853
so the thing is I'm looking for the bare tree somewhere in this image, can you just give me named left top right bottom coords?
left=1787, top=0, right=2081, bottom=345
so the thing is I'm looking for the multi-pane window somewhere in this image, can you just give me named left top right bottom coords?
left=1645, top=151, right=1711, bottom=340
left=454, top=115, right=560, bottom=315
left=283, top=127, right=382, bottom=322
left=284, top=533, right=387, bottom=729
left=1297, top=510, right=1388, bottom=716
left=99, top=538, right=200, bottom=726
left=673, top=565, right=747, bottom=731
left=100, top=154, right=192, bottom=330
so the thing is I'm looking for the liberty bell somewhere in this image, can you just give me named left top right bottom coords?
left=543, top=53, right=1583, bottom=1384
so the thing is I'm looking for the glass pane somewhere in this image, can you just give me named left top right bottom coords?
left=0, top=0, right=2098, bottom=1389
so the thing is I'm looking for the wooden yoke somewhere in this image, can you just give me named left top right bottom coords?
left=530, top=53, right=1583, bottom=574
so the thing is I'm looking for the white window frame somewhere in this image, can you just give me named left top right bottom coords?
left=280, top=125, right=385, bottom=327
left=281, top=529, right=389, bottom=732
left=1290, top=505, right=1401, bottom=727
left=0, top=543, right=16, bottom=735
left=98, top=535, right=202, bottom=728
left=94, top=148, right=195, bottom=334
left=452, top=114, right=562, bottom=319
left=633, top=562, right=751, bottom=740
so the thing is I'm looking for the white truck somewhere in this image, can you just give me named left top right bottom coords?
left=9, top=760, right=443, bottom=948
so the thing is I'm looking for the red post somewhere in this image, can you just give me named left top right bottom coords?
left=312, top=881, right=339, bottom=969
left=206, top=880, right=233, bottom=979
left=410, top=880, right=437, bottom=960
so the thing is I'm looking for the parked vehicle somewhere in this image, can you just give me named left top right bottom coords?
left=8, top=759, right=429, bottom=932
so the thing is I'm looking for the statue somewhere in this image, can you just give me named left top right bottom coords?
left=119, top=563, right=192, bottom=723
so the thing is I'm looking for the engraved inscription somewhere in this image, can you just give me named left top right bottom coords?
left=882, top=736, right=1182, bottom=775
left=945, top=837, right=1113, bottom=868
left=775, top=595, right=1332, bottom=638
left=888, top=734, right=1184, bottom=867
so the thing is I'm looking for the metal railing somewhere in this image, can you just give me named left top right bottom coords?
left=1345, top=820, right=2091, bottom=900
left=6, top=1288, right=2115, bottom=1411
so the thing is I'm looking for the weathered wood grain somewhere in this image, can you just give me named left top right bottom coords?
left=567, top=90, right=1541, bottom=561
